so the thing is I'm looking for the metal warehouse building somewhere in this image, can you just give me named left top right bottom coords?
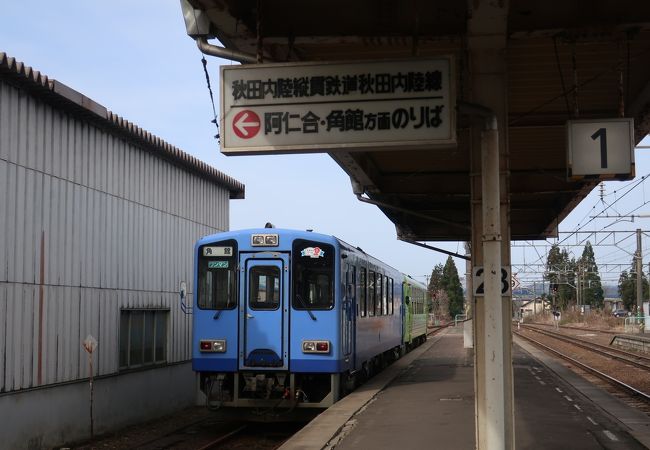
left=0, top=53, right=244, bottom=449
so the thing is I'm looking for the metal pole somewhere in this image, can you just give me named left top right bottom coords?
left=576, top=269, right=581, bottom=310
left=466, top=242, right=472, bottom=316
left=481, top=119, right=506, bottom=449
left=87, top=351, right=94, bottom=439
left=637, top=228, right=643, bottom=314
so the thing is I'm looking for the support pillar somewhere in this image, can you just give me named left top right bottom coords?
left=468, top=1, right=514, bottom=449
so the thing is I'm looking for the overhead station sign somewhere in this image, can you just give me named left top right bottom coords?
left=220, top=58, right=455, bottom=155
left=567, top=118, right=635, bottom=180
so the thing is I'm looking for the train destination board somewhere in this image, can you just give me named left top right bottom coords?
left=220, top=58, right=455, bottom=155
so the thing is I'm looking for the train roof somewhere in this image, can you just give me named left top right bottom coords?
left=403, top=275, right=428, bottom=290
left=197, top=227, right=412, bottom=277
left=197, top=228, right=336, bottom=246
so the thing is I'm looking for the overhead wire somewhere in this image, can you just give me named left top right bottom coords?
left=509, top=42, right=650, bottom=126
left=558, top=174, right=649, bottom=244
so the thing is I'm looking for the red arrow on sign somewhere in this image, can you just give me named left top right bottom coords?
left=232, top=110, right=261, bottom=139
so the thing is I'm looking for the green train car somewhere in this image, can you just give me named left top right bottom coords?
left=402, top=275, right=429, bottom=350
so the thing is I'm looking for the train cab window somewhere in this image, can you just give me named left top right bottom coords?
left=198, top=241, right=237, bottom=310
left=359, top=268, right=367, bottom=317
left=292, top=240, right=334, bottom=310
left=249, top=266, right=280, bottom=310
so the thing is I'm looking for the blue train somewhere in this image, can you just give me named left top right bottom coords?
left=192, top=227, right=428, bottom=416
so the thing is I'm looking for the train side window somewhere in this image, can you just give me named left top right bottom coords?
left=382, top=276, right=389, bottom=315
left=345, top=263, right=356, bottom=312
left=360, top=267, right=366, bottom=317
left=386, top=277, right=393, bottom=315
left=368, top=271, right=375, bottom=317
left=375, top=273, right=382, bottom=316
left=350, top=266, right=356, bottom=308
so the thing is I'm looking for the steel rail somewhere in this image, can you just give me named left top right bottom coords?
left=197, top=424, right=248, bottom=450
left=518, top=321, right=631, bottom=336
left=514, top=331, right=650, bottom=404
left=554, top=323, right=621, bottom=335
left=521, top=324, right=650, bottom=370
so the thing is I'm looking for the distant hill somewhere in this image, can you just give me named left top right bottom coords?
left=512, top=283, right=619, bottom=299
left=603, top=284, right=619, bottom=298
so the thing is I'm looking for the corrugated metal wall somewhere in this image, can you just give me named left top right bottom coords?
left=0, top=80, right=230, bottom=392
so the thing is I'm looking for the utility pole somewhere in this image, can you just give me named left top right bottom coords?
left=576, top=266, right=581, bottom=309
left=636, top=228, right=643, bottom=314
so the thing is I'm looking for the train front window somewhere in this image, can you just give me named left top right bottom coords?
left=198, top=241, right=237, bottom=310
left=249, top=266, right=280, bottom=310
left=292, top=240, right=334, bottom=310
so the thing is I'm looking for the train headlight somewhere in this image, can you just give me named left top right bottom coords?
left=302, top=340, right=330, bottom=354
left=199, top=339, right=226, bottom=353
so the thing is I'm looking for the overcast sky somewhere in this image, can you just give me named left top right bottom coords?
left=3, top=0, right=649, bottom=287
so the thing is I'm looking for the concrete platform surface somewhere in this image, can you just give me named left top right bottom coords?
left=280, top=326, right=650, bottom=450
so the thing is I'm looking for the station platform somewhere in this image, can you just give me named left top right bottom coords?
left=280, top=326, right=650, bottom=450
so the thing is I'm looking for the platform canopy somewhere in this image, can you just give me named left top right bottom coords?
left=183, top=0, right=650, bottom=241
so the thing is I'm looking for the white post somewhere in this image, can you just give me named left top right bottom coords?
left=481, top=120, right=506, bottom=449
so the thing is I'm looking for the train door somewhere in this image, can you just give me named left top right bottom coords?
left=403, top=281, right=412, bottom=343
left=239, top=253, right=289, bottom=370
left=343, top=263, right=355, bottom=362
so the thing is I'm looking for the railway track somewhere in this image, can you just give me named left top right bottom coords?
left=520, top=324, right=650, bottom=370
left=514, top=330, right=650, bottom=413
left=555, top=323, right=621, bottom=335
left=196, top=423, right=300, bottom=450
left=72, top=414, right=300, bottom=450
left=74, top=329, right=448, bottom=450
left=516, top=321, right=624, bottom=336
left=195, top=424, right=248, bottom=450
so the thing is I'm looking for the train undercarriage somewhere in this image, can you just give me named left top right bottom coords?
left=198, top=339, right=426, bottom=420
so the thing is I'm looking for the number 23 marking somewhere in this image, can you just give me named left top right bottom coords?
left=475, top=268, right=509, bottom=295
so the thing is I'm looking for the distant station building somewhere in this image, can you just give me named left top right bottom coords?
left=0, top=53, right=244, bottom=448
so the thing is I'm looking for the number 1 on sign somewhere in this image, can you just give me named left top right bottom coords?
left=590, top=128, right=607, bottom=169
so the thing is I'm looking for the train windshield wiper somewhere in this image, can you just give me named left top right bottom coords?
left=295, top=294, right=317, bottom=321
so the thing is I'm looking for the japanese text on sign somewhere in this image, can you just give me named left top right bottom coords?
left=263, top=106, right=444, bottom=135
left=231, top=71, right=443, bottom=100
left=221, top=58, right=455, bottom=154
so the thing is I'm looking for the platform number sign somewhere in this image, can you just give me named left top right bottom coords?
left=473, top=266, right=511, bottom=296
left=567, top=118, right=634, bottom=180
